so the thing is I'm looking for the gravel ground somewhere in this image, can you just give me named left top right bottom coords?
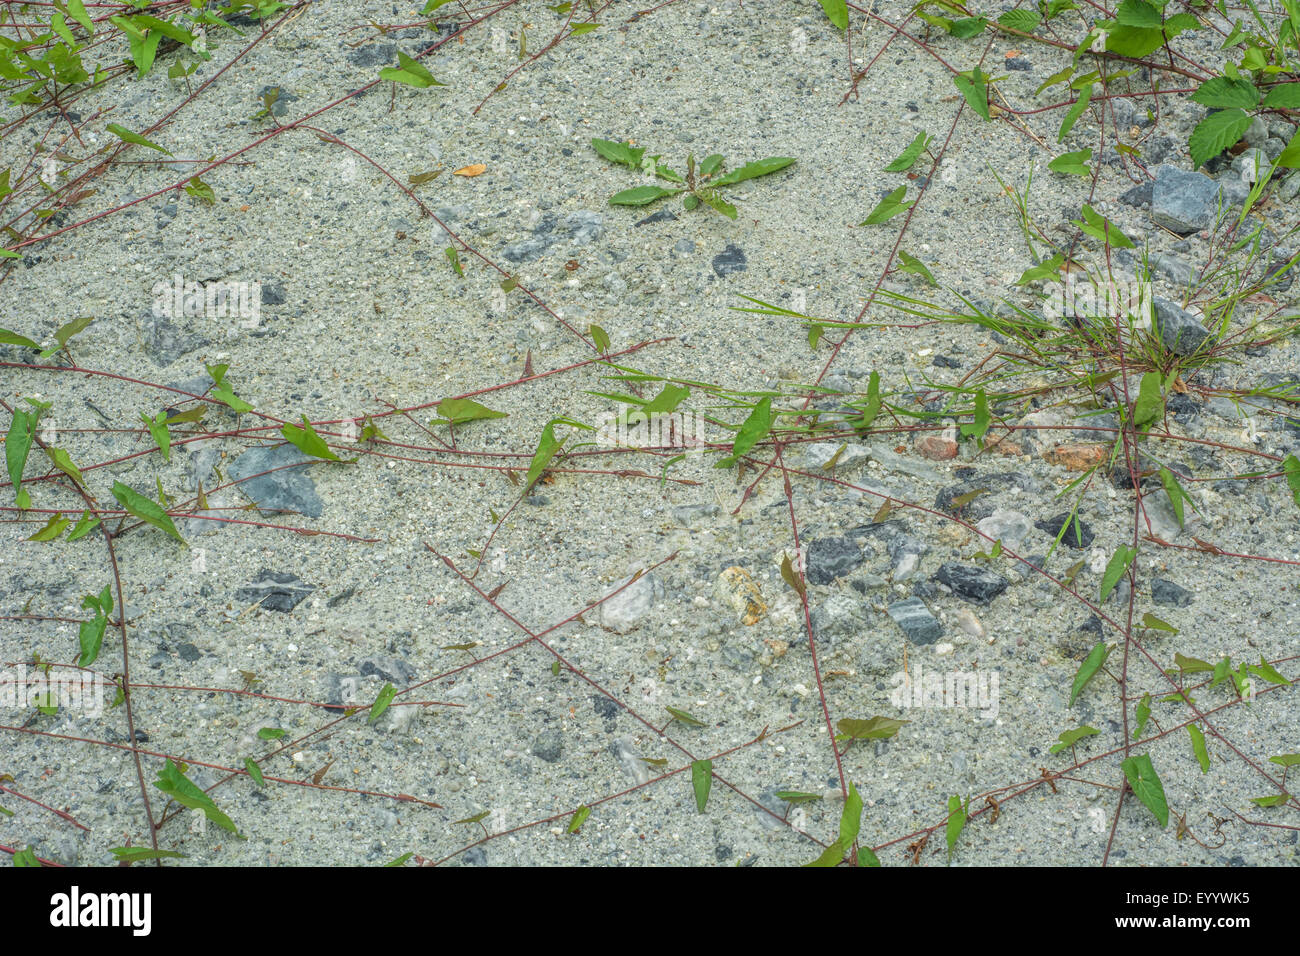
left=2, top=0, right=1299, bottom=867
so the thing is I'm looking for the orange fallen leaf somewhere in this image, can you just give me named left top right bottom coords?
left=454, top=163, right=487, bottom=177
left=1004, top=49, right=1020, bottom=58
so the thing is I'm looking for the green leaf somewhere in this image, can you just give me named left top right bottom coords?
left=841, top=782, right=863, bottom=847
left=0, top=328, right=40, bottom=349
left=959, top=389, right=990, bottom=441
left=256, top=727, right=286, bottom=740
left=106, top=123, right=171, bottom=156
left=998, top=9, right=1041, bottom=31
left=775, top=790, right=823, bottom=804
left=1268, top=753, right=1300, bottom=767
left=434, top=398, right=508, bottom=426
left=1049, top=725, right=1099, bottom=754
left=945, top=794, right=968, bottom=860
left=1115, top=0, right=1161, bottom=27
left=1058, top=82, right=1092, bottom=141
left=710, top=156, right=797, bottom=187
left=953, top=67, right=991, bottom=121
left=43, top=446, right=84, bottom=487
left=1036, top=65, right=1075, bottom=96
left=1262, top=83, right=1300, bottom=108
left=1100, top=546, right=1136, bottom=603
left=699, top=154, right=725, bottom=176
left=379, top=52, right=444, bottom=88
left=154, top=758, right=239, bottom=834
left=609, top=185, right=681, bottom=206
left=1070, top=642, right=1112, bottom=706
left=244, top=759, right=265, bottom=788
left=948, top=16, right=988, bottom=38
left=1134, top=693, right=1151, bottom=740
left=111, top=481, right=185, bottom=545
left=1018, top=253, right=1065, bottom=285
left=590, top=138, right=646, bottom=169
left=1188, top=108, right=1253, bottom=169
left=1282, top=454, right=1300, bottom=508
left=804, top=838, right=847, bottom=866
left=109, top=847, right=187, bottom=863
left=696, top=188, right=737, bottom=220
left=1132, top=371, right=1163, bottom=427
left=67, top=0, right=95, bottom=34
left=524, top=420, right=567, bottom=492
left=897, top=250, right=936, bottom=285
left=1158, top=466, right=1193, bottom=528
left=1121, top=754, right=1169, bottom=827
left=1141, top=612, right=1177, bottom=634
left=6, top=408, right=35, bottom=499
left=1073, top=203, right=1134, bottom=248
left=28, top=512, right=69, bottom=542
left=715, top=396, right=773, bottom=468
left=369, top=683, right=397, bottom=723
left=1274, top=130, right=1300, bottom=169
left=1248, top=657, right=1290, bottom=686
left=568, top=804, right=591, bottom=833
left=141, top=411, right=171, bottom=462
left=817, top=0, right=849, bottom=30
left=66, top=510, right=100, bottom=542
left=445, top=246, right=463, bottom=276
left=590, top=324, right=610, bottom=352
left=569, top=23, right=599, bottom=36
left=1191, top=76, right=1260, bottom=109
left=1188, top=724, right=1210, bottom=772
left=884, top=132, right=931, bottom=172
left=77, top=606, right=107, bottom=667
left=691, top=759, right=712, bottom=813
left=834, top=716, right=908, bottom=741
left=281, top=415, right=343, bottom=461
left=1048, top=148, right=1092, bottom=176
left=12, top=847, right=40, bottom=867
left=665, top=706, right=705, bottom=727
left=859, top=185, right=913, bottom=225
left=1249, top=793, right=1292, bottom=807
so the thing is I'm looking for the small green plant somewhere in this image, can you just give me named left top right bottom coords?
left=590, top=139, right=794, bottom=220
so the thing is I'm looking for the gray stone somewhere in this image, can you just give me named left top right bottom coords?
left=867, top=443, right=943, bottom=481
left=358, top=655, right=416, bottom=684
left=1151, top=165, right=1233, bottom=234
left=347, top=42, right=396, bottom=67
left=976, top=508, right=1032, bottom=548
left=1151, top=577, right=1193, bottom=607
left=803, top=442, right=871, bottom=470
left=141, top=312, right=209, bottom=367
left=234, top=569, right=315, bottom=612
left=532, top=729, right=564, bottom=763
left=227, top=443, right=324, bottom=517
left=501, top=234, right=552, bottom=262
left=1119, top=182, right=1152, bottom=208
left=933, top=563, right=1010, bottom=604
left=806, top=536, right=864, bottom=584
left=1243, top=115, right=1269, bottom=148
left=671, top=503, right=718, bottom=527
left=596, top=573, right=662, bottom=633
left=888, top=535, right=927, bottom=582
left=1034, top=512, right=1094, bottom=549
left=561, top=210, right=603, bottom=244
left=1153, top=297, right=1214, bottom=356
left=712, top=243, right=747, bottom=276
left=1232, top=148, right=1270, bottom=184
left=887, top=597, right=942, bottom=644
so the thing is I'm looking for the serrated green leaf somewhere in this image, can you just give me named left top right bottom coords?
left=1191, top=76, right=1259, bottom=109
left=1262, top=83, right=1300, bottom=108
left=710, top=156, right=796, bottom=186
left=998, top=9, right=1041, bottom=31
left=1188, top=108, right=1253, bottom=169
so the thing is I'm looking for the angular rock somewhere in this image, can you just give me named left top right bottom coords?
left=235, top=569, right=315, bottom=612
left=1151, top=165, right=1234, bottom=234
left=933, top=563, right=1009, bottom=604
left=227, top=443, right=324, bottom=517
left=1153, top=297, right=1214, bottom=356
left=141, top=313, right=208, bottom=367
left=806, top=536, right=864, bottom=585
left=561, top=210, right=603, bottom=244
left=532, top=729, right=564, bottom=763
left=711, top=243, right=747, bottom=277
left=1151, top=577, right=1193, bottom=607
left=1034, top=512, right=1094, bottom=549
left=976, top=508, right=1032, bottom=548
left=597, top=573, right=663, bottom=633
left=887, top=597, right=942, bottom=645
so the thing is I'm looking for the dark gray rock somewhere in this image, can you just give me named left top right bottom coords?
left=234, top=569, right=315, bottom=612
left=1153, top=297, right=1214, bottom=356
left=887, top=597, right=942, bottom=644
left=561, top=210, right=602, bottom=243
left=141, top=313, right=208, bottom=367
left=1034, top=512, right=1094, bottom=549
left=806, top=536, right=864, bottom=585
left=1151, top=577, right=1193, bottom=607
left=1119, top=182, right=1152, bottom=208
left=347, top=42, right=396, bottom=67
left=358, top=655, right=416, bottom=684
left=260, top=280, right=286, bottom=306
left=592, top=695, right=619, bottom=719
left=635, top=208, right=678, bottom=226
left=933, top=563, right=1009, bottom=604
left=501, top=234, right=552, bottom=263
left=712, top=243, right=747, bottom=277
left=226, top=443, right=324, bottom=517
left=1151, top=165, right=1234, bottom=234
left=533, top=729, right=564, bottom=763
